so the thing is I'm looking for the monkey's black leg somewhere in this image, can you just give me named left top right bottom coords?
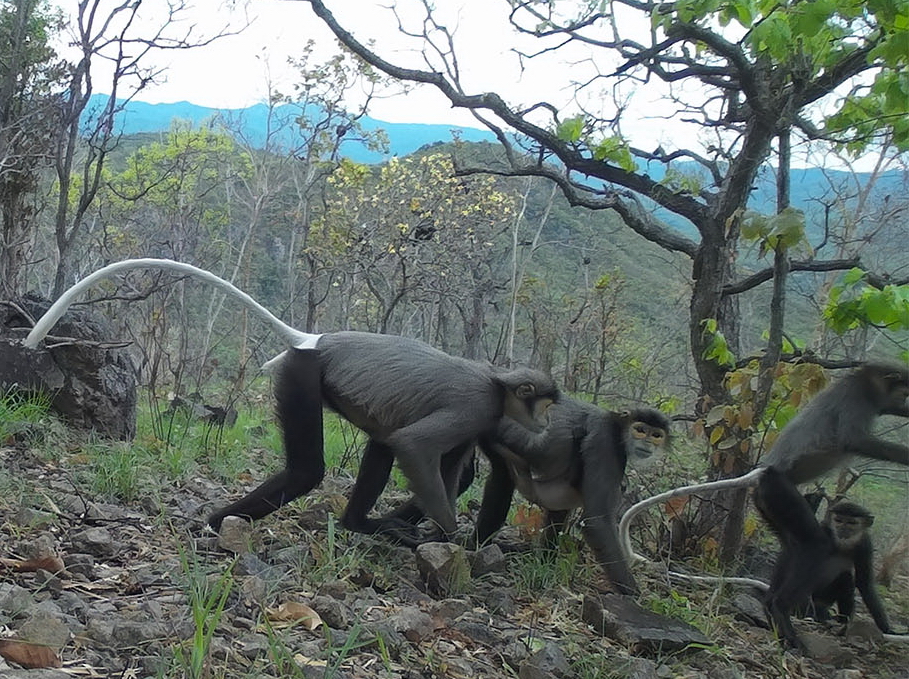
left=541, top=509, right=570, bottom=550
left=389, top=409, right=474, bottom=540
left=473, top=447, right=515, bottom=547
left=829, top=572, right=855, bottom=625
left=764, top=547, right=814, bottom=649
left=754, top=466, right=827, bottom=546
left=341, top=439, right=419, bottom=540
left=208, top=349, right=324, bottom=531
left=854, top=542, right=894, bottom=633
left=381, top=443, right=475, bottom=527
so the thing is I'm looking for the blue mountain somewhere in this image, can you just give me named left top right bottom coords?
left=85, top=94, right=496, bottom=163
left=87, top=95, right=901, bottom=242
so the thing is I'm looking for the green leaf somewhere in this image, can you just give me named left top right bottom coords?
left=842, top=267, right=867, bottom=285
left=556, top=116, right=585, bottom=143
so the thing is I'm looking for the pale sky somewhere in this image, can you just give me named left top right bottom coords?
left=83, top=0, right=679, bottom=146
left=78, top=0, right=890, bottom=172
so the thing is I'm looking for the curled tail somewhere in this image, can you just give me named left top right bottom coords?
left=24, top=258, right=319, bottom=350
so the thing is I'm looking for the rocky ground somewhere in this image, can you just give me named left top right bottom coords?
left=1, top=435, right=908, bottom=679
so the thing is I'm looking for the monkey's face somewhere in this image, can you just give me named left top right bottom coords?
left=504, top=386, right=555, bottom=433
left=873, top=366, right=909, bottom=416
left=626, top=421, right=668, bottom=468
left=829, top=512, right=871, bottom=550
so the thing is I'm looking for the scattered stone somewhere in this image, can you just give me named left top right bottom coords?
left=729, top=593, right=768, bottom=628
left=431, top=597, right=471, bottom=622
left=13, top=507, right=56, bottom=528
left=271, top=544, right=311, bottom=567
left=34, top=569, right=64, bottom=594
left=70, top=527, right=120, bottom=558
left=582, top=594, right=711, bottom=654
left=311, top=594, right=350, bottom=629
left=63, top=553, right=95, bottom=579
left=800, top=631, right=855, bottom=664
left=0, top=671, right=71, bottom=679
left=0, top=295, right=138, bottom=440
left=25, top=534, right=58, bottom=560
left=384, top=606, right=435, bottom=643
left=238, top=575, right=268, bottom=606
left=518, top=642, right=571, bottom=679
left=845, top=618, right=884, bottom=643
left=0, top=583, right=35, bottom=618
left=217, top=515, right=254, bottom=553
left=111, top=620, right=171, bottom=647
left=481, top=586, right=516, bottom=616
left=233, top=551, right=273, bottom=577
left=502, top=638, right=532, bottom=669
left=237, top=633, right=271, bottom=660
left=620, top=657, right=661, bottom=679
left=469, top=543, right=506, bottom=576
left=415, top=542, right=471, bottom=597
left=452, top=619, right=501, bottom=647
left=17, top=611, right=71, bottom=651
left=317, top=579, right=353, bottom=600
left=393, top=581, right=433, bottom=606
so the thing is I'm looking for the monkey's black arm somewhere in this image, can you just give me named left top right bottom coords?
left=474, top=442, right=517, bottom=545
left=854, top=540, right=894, bottom=633
left=495, top=418, right=550, bottom=461
left=579, top=432, right=638, bottom=595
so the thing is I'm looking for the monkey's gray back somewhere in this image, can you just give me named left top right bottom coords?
left=761, top=372, right=881, bottom=484
left=317, top=332, right=501, bottom=438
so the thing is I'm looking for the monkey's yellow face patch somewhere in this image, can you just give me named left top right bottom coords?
left=504, top=394, right=553, bottom=432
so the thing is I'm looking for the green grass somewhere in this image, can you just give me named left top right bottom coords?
left=0, top=388, right=52, bottom=443
left=166, top=540, right=235, bottom=679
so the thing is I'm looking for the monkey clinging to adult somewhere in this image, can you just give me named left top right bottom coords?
left=617, top=363, right=908, bottom=643
left=476, top=400, right=670, bottom=595
left=753, top=363, right=908, bottom=648
left=383, top=399, right=669, bottom=593
left=23, top=259, right=559, bottom=543
left=761, top=475, right=896, bottom=647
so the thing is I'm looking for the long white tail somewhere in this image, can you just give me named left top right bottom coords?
left=618, top=467, right=769, bottom=590
left=24, top=258, right=318, bottom=350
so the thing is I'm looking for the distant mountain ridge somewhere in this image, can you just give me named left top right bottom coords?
left=85, top=94, right=496, bottom=164
left=87, top=95, right=901, bottom=235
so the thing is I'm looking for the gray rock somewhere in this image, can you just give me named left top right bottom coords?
left=415, top=542, right=471, bottom=597
left=430, top=597, right=471, bottom=622
left=0, top=293, right=138, bottom=440
left=34, top=569, right=64, bottom=594
left=384, top=606, right=435, bottom=642
left=63, top=553, right=95, bottom=579
left=729, top=593, right=768, bottom=628
left=518, top=642, right=571, bottom=679
left=0, top=583, right=35, bottom=617
left=13, top=507, right=56, bottom=528
left=238, top=575, right=268, bottom=606
left=17, top=611, right=72, bottom=651
left=311, top=594, right=349, bottom=629
left=217, top=515, right=254, bottom=553
left=582, top=594, right=711, bottom=654
left=800, top=630, right=855, bottom=664
left=470, top=543, right=506, bottom=576
left=25, top=534, right=57, bottom=560
left=70, top=527, right=120, bottom=558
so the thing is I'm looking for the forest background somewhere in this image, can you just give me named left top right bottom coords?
left=1, top=0, right=908, bottom=563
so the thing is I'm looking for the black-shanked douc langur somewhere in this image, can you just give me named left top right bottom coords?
left=24, top=259, right=559, bottom=545
left=617, top=363, right=909, bottom=646
left=474, top=400, right=669, bottom=595
left=384, top=398, right=670, bottom=594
